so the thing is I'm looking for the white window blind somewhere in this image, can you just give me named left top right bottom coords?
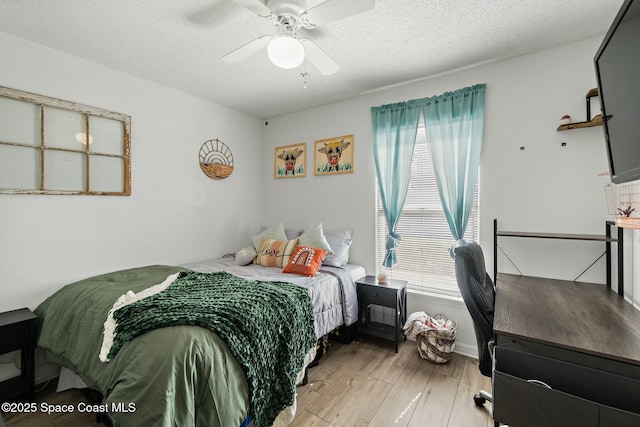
left=375, top=126, right=479, bottom=299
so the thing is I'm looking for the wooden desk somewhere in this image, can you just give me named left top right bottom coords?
left=493, top=274, right=640, bottom=427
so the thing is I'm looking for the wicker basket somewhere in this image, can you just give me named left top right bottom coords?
left=199, top=162, right=234, bottom=180
left=416, top=314, right=457, bottom=364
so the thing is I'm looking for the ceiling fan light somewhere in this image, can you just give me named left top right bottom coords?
left=267, top=35, right=305, bottom=69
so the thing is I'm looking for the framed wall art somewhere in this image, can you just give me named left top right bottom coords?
left=274, top=142, right=306, bottom=178
left=314, top=134, right=354, bottom=176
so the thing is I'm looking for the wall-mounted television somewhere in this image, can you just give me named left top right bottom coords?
left=594, top=0, right=640, bottom=184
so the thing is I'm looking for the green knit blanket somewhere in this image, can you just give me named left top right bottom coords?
left=106, top=271, right=317, bottom=427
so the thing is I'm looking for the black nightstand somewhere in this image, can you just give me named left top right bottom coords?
left=356, top=275, right=407, bottom=353
left=0, top=308, right=37, bottom=402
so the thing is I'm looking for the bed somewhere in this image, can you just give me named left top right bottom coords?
left=34, top=244, right=364, bottom=427
left=182, top=256, right=362, bottom=338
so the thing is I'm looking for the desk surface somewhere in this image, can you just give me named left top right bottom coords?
left=494, top=273, right=640, bottom=367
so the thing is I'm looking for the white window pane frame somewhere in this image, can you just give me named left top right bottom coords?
left=0, top=86, right=131, bottom=195
left=375, top=125, right=479, bottom=299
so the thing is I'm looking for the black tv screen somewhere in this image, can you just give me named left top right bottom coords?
left=594, top=0, right=640, bottom=184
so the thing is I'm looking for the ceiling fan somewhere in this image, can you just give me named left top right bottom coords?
left=222, top=0, right=375, bottom=75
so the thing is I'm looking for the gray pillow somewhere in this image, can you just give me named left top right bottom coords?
left=323, top=229, right=353, bottom=266
left=258, top=225, right=302, bottom=241
left=285, top=228, right=303, bottom=240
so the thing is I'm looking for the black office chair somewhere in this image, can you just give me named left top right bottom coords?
left=452, top=239, right=496, bottom=409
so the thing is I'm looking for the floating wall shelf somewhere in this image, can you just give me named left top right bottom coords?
left=615, top=217, right=640, bottom=229
left=557, top=114, right=603, bottom=131
left=557, top=87, right=604, bottom=131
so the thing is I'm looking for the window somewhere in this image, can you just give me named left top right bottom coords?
left=0, top=86, right=131, bottom=195
left=375, top=125, right=479, bottom=299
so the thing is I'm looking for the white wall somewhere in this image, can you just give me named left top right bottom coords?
left=0, top=32, right=265, bottom=313
left=262, top=36, right=614, bottom=356
left=0, top=30, right=619, bottom=357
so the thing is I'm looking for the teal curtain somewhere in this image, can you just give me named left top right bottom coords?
left=421, top=84, right=486, bottom=242
left=371, top=102, right=421, bottom=267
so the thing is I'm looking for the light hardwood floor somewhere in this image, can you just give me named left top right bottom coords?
left=294, top=336, right=494, bottom=427
left=3, top=336, right=494, bottom=427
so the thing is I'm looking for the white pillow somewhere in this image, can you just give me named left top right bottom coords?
left=235, top=246, right=257, bottom=266
left=251, top=221, right=287, bottom=250
left=298, top=223, right=333, bottom=254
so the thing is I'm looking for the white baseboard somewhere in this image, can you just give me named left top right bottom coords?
left=0, top=363, right=21, bottom=382
left=0, top=349, right=59, bottom=385
left=35, top=348, right=61, bottom=385
left=452, top=341, right=478, bottom=359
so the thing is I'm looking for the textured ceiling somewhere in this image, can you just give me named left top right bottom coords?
left=0, top=0, right=623, bottom=119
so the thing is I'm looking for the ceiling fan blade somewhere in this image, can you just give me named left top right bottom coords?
left=304, top=0, right=375, bottom=26
left=222, top=35, right=272, bottom=63
left=301, top=39, right=339, bottom=75
left=232, top=0, right=272, bottom=17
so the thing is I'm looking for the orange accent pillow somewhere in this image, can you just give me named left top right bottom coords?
left=283, top=246, right=328, bottom=277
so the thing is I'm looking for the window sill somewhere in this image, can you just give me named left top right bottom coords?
left=407, top=289, right=464, bottom=304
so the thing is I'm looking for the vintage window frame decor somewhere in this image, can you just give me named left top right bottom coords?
left=274, top=142, right=307, bottom=178
left=0, top=86, right=131, bottom=195
left=314, top=134, right=354, bottom=176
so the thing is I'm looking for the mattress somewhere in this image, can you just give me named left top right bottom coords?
left=181, top=256, right=364, bottom=338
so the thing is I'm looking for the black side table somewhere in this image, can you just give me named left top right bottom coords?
left=0, top=308, right=37, bottom=402
left=356, top=275, right=407, bottom=353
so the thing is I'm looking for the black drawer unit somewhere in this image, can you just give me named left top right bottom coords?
left=494, top=371, right=599, bottom=427
left=494, top=338, right=640, bottom=427
left=356, top=275, right=407, bottom=353
left=0, top=308, right=37, bottom=402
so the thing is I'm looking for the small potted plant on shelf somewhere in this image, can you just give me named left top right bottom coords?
left=615, top=204, right=640, bottom=228
left=618, top=205, right=635, bottom=217
left=558, top=114, right=572, bottom=126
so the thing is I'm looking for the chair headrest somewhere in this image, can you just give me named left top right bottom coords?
left=452, top=239, right=487, bottom=282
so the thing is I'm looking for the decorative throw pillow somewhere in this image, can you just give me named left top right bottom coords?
left=322, top=229, right=353, bottom=267
left=283, top=246, right=328, bottom=277
left=251, top=221, right=287, bottom=250
left=254, top=238, right=299, bottom=268
left=235, top=246, right=257, bottom=266
left=298, top=223, right=333, bottom=254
